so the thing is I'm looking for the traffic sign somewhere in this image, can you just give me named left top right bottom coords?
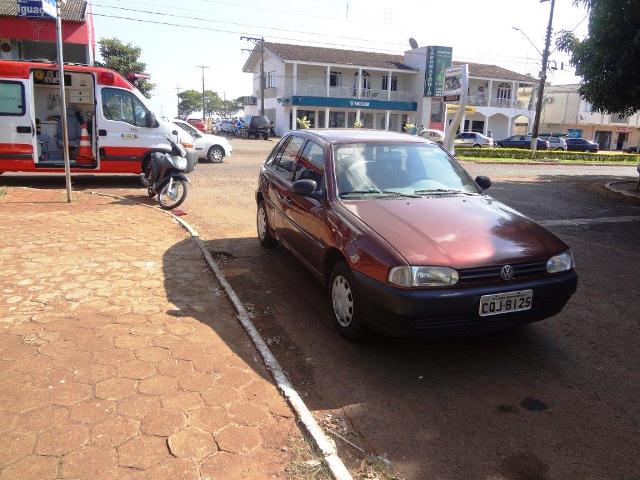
left=16, top=0, right=56, bottom=18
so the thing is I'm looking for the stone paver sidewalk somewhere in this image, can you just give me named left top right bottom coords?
left=0, top=188, right=310, bottom=480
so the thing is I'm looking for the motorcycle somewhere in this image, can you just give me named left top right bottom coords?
left=142, top=138, right=190, bottom=210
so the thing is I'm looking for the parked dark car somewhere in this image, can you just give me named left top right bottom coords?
left=565, top=138, right=599, bottom=152
left=255, top=129, right=577, bottom=339
left=623, top=145, right=640, bottom=153
left=243, top=115, right=271, bottom=140
left=496, top=135, right=549, bottom=150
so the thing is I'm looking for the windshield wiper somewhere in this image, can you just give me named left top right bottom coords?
left=340, top=188, right=419, bottom=198
left=414, top=188, right=478, bottom=196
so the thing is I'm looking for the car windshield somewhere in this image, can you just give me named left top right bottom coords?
left=334, top=143, right=479, bottom=197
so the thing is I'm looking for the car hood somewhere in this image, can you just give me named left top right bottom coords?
left=342, top=195, right=567, bottom=268
left=204, top=133, right=230, bottom=144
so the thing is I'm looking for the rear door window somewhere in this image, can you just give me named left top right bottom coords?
left=294, top=140, right=325, bottom=187
left=273, top=136, right=305, bottom=180
left=0, top=81, right=25, bottom=116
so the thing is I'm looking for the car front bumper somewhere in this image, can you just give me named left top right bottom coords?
left=352, top=270, right=578, bottom=337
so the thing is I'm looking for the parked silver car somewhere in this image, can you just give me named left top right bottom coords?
left=454, top=132, right=494, bottom=147
left=540, top=136, right=567, bottom=151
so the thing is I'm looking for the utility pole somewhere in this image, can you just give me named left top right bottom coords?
left=240, top=36, right=265, bottom=115
left=196, top=65, right=209, bottom=122
left=530, top=0, right=556, bottom=152
left=175, top=85, right=181, bottom=118
left=55, top=0, right=72, bottom=203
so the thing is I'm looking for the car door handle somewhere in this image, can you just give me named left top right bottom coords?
left=98, top=129, right=107, bottom=137
left=16, top=126, right=32, bottom=134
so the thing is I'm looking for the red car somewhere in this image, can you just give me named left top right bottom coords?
left=256, top=130, right=577, bottom=339
left=187, top=118, right=207, bottom=133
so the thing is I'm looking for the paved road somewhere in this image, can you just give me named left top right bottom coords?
left=3, top=141, right=639, bottom=479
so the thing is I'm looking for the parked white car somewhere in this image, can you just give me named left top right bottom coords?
left=540, top=135, right=568, bottom=151
left=173, top=119, right=233, bottom=163
left=419, top=128, right=445, bottom=145
left=454, top=132, right=494, bottom=147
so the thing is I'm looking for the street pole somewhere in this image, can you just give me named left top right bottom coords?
left=56, top=0, right=72, bottom=202
left=196, top=65, right=209, bottom=122
left=175, top=85, right=181, bottom=118
left=260, top=37, right=265, bottom=116
left=530, top=0, right=555, bottom=152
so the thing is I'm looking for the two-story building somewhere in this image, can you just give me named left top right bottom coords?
left=0, top=0, right=94, bottom=65
left=242, top=42, right=537, bottom=139
left=541, top=84, right=640, bottom=150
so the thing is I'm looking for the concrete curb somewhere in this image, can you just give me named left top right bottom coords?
left=604, top=181, right=640, bottom=200
left=87, top=191, right=353, bottom=480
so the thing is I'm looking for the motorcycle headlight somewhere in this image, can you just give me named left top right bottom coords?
left=546, top=250, right=574, bottom=273
left=388, top=266, right=459, bottom=287
left=174, top=157, right=187, bottom=171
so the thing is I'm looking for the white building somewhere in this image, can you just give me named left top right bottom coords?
left=541, top=84, right=640, bottom=150
left=242, top=42, right=537, bottom=139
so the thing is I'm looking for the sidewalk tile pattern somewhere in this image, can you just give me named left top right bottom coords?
left=0, top=190, right=307, bottom=479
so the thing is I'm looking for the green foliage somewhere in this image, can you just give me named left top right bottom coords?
left=177, top=90, right=240, bottom=119
left=557, top=0, right=640, bottom=115
left=296, top=116, right=311, bottom=129
left=454, top=147, right=639, bottom=163
left=96, top=38, right=155, bottom=98
left=353, top=119, right=364, bottom=128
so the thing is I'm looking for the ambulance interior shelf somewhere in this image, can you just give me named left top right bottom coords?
left=33, top=70, right=95, bottom=164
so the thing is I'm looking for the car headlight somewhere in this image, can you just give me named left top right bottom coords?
left=388, top=266, right=459, bottom=287
left=547, top=250, right=574, bottom=273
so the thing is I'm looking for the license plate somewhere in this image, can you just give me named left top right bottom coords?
left=479, top=290, right=533, bottom=317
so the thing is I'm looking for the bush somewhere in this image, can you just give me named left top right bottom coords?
left=454, top=147, right=640, bottom=163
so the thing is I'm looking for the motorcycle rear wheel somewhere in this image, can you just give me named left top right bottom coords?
left=158, top=179, right=188, bottom=210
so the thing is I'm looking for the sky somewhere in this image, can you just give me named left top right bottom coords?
left=90, top=0, right=590, bottom=119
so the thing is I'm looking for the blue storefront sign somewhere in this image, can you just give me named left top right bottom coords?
left=290, top=96, right=417, bottom=112
left=16, top=0, right=56, bottom=18
left=567, top=128, right=583, bottom=139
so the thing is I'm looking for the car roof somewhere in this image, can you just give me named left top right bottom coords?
left=295, top=129, right=427, bottom=145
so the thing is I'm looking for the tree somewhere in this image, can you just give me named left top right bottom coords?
left=558, top=0, right=640, bottom=116
left=178, top=90, right=242, bottom=119
left=96, top=38, right=155, bottom=98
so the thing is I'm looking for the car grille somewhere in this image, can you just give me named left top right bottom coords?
left=458, top=260, right=548, bottom=283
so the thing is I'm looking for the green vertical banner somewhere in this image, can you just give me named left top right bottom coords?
left=424, top=46, right=453, bottom=97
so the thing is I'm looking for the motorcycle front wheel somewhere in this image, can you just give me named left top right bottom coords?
left=157, top=178, right=188, bottom=210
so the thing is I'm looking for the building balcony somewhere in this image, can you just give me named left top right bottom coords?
left=467, top=95, right=531, bottom=109
left=285, top=83, right=417, bottom=103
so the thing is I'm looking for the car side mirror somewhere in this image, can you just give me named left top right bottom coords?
left=475, top=175, right=492, bottom=190
left=292, top=179, right=318, bottom=197
left=146, top=112, right=158, bottom=128
left=172, top=130, right=179, bottom=135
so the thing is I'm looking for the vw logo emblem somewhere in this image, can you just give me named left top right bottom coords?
left=500, top=265, right=514, bottom=281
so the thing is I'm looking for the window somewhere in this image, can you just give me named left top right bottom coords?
left=0, top=81, right=25, bottom=116
left=294, top=141, right=325, bottom=187
left=176, top=121, right=198, bottom=136
left=329, top=71, right=342, bottom=87
left=496, top=82, right=512, bottom=106
left=266, top=71, right=276, bottom=88
left=381, top=74, right=397, bottom=91
left=430, top=98, right=443, bottom=122
left=265, top=139, right=286, bottom=166
left=274, top=135, right=305, bottom=180
left=102, top=88, right=150, bottom=126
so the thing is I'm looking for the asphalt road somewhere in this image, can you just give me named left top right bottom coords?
left=3, top=140, right=639, bottom=480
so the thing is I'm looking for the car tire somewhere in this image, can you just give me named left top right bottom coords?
left=473, top=144, right=481, bottom=148
left=556, top=147, right=564, bottom=151
left=257, top=201, right=277, bottom=248
left=262, top=132, right=269, bottom=140
left=329, top=262, right=367, bottom=340
left=207, top=145, right=225, bottom=163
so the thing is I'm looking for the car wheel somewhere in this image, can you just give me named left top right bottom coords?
left=329, top=262, right=367, bottom=340
left=556, top=147, right=564, bottom=151
left=262, top=132, right=269, bottom=140
left=473, top=144, right=481, bottom=148
left=257, top=201, right=277, bottom=248
left=207, top=145, right=225, bottom=163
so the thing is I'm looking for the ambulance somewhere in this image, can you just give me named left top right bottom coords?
left=0, top=60, right=195, bottom=175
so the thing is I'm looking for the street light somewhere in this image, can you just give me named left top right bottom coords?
left=512, top=27, right=544, bottom=57
left=196, top=65, right=209, bottom=122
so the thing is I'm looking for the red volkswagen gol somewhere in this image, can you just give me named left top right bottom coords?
left=256, top=130, right=577, bottom=339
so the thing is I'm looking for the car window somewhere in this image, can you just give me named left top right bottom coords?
left=294, top=141, right=325, bottom=187
left=176, top=121, right=199, bottom=136
left=102, top=88, right=150, bottom=127
left=0, top=81, right=25, bottom=116
left=274, top=136, right=305, bottom=180
left=334, top=143, right=478, bottom=196
left=265, top=139, right=286, bottom=167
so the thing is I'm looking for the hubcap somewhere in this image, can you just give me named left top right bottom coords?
left=332, top=275, right=354, bottom=327
left=211, top=148, right=223, bottom=162
left=257, top=206, right=267, bottom=239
